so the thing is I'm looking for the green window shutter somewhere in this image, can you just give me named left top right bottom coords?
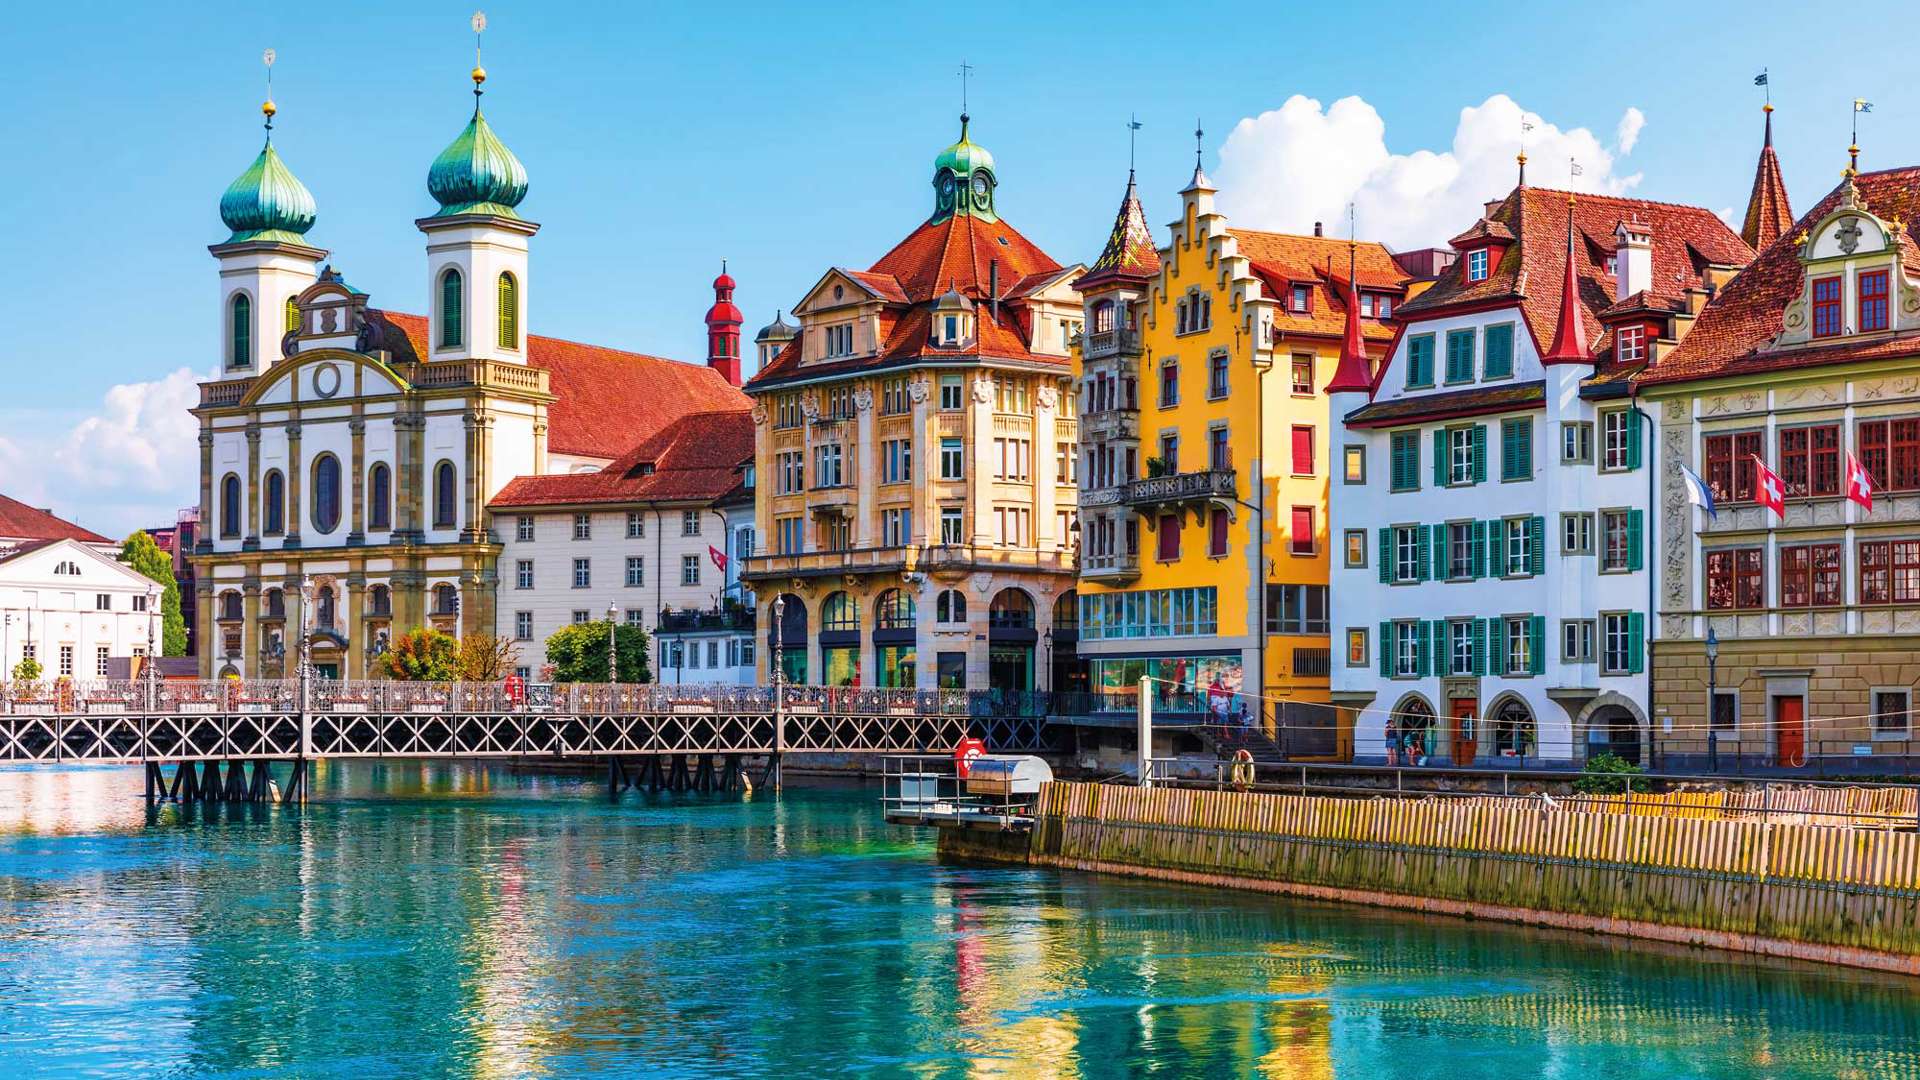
left=1472, top=618, right=1487, bottom=676
left=1408, top=336, right=1433, bottom=386
left=1528, top=516, right=1546, bottom=576
left=1433, top=524, right=1449, bottom=580
left=1627, top=612, right=1646, bottom=674
left=1484, top=323, right=1513, bottom=378
left=1471, top=425, right=1488, bottom=484
left=1379, top=621, right=1393, bottom=677
left=1416, top=525, right=1431, bottom=582
left=440, top=269, right=464, bottom=348
left=1489, top=619, right=1507, bottom=676
left=1625, top=410, right=1643, bottom=471
left=1501, top=418, right=1531, bottom=481
left=1529, top=615, right=1546, bottom=675
left=1445, top=330, right=1475, bottom=382
left=1416, top=620, right=1431, bottom=676
left=1489, top=519, right=1506, bottom=575
left=1434, top=429, right=1448, bottom=488
left=1626, top=510, right=1644, bottom=572
left=497, top=273, right=519, bottom=349
left=1471, top=520, right=1488, bottom=579
left=1377, top=527, right=1392, bottom=584
left=1433, top=619, right=1450, bottom=675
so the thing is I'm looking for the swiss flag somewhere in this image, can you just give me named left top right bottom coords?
left=1847, top=451, right=1876, bottom=512
left=1752, top=454, right=1786, bottom=517
left=708, top=545, right=728, bottom=572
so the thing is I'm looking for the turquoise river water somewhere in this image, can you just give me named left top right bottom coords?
left=0, top=762, right=1916, bottom=1078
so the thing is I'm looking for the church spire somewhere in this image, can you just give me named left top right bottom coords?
left=1740, top=104, right=1793, bottom=251
left=1542, top=194, right=1593, bottom=364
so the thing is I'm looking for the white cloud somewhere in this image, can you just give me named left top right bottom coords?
left=1617, top=107, right=1646, bottom=155
left=1214, top=94, right=1647, bottom=251
left=1, top=369, right=207, bottom=539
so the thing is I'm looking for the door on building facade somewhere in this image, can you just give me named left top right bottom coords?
left=1774, top=695, right=1806, bottom=767
left=1450, top=698, right=1478, bottom=767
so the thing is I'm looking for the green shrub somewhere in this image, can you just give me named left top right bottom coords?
left=1573, top=751, right=1651, bottom=794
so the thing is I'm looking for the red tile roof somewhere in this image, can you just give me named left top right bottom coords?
left=1742, top=109, right=1794, bottom=252
left=489, top=409, right=754, bottom=508
left=1639, top=167, right=1920, bottom=387
left=748, top=210, right=1071, bottom=389
left=1398, top=187, right=1753, bottom=367
left=371, top=311, right=748, bottom=460
left=0, top=494, right=109, bottom=545
left=1232, top=230, right=1409, bottom=345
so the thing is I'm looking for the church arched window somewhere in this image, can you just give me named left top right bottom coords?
left=433, top=461, right=458, bottom=529
left=230, top=294, right=252, bottom=367
left=311, top=454, right=342, bottom=533
left=263, top=470, right=285, bottom=535
left=220, top=474, right=242, bottom=538
left=439, top=268, right=464, bottom=348
left=497, top=272, right=519, bottom=349
left=368, top=463, right=391, bottom=530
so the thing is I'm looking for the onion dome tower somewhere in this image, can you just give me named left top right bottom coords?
left=931, top=114, right=999, bottom=224
left=209, top=66, right=325, bottom=376
left=705, top=263, right=745, bottom=386
left=417, top=24, right=539, bottom=366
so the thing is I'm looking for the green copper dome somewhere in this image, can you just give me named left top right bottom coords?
left=930, top=115, right=999, bottom=224
left=219, top=138, right=317, bottom=244
left=935, top=117, right=996, bottom=177
left=427, top=103, right=528, bottom=218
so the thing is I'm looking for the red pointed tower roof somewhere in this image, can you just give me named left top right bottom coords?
left=1741, top=105, right=1794, bottom=251
left=1075, top=171, right=1161, bottom=290
left=1325, top=243, right=1373, bottom=393
left=1542, top=194, right=1594, bottom=364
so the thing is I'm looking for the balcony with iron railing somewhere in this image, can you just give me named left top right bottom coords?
left=1080, top=409, right=1139, bottom=443
left=1119, top=468, right=1238, bottom=510
left=743, top=542, right=1077, bottom=583
left=657, top=606, right=757, bottom=634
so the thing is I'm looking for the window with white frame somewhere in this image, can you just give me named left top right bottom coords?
left=1393, top=621, right=1421, bottom=677
left=939, top=374, right=963, bottom=411
left=1449, top=620, right=1475, bottom=676
left=824, top=323, right=855, bottom=357
left=1466, top=248, right=1489, bottom=281
left=681, top=555, right=700, bottom=586
left=626, top=512, right=645, bottom=539
left=940, top=438, right=965, bottom=480
left=1448, top=427, right=1475, bottom=485
left=573, top=513, right=592, bottom=540
left=1393, top=525, right=1422, bottom=583
left=1601, top=410, right=1633, bottom=470
left=882, top=507, right=911, bottom=547
left=1504, top=519, right=1532, bottom=576
left=516, top=560, right=534, bottom=589
left=1562, top=619, right=1594, bottom=663
left=940, top=506, right=965, bottom=544
left=1504, top=617, right=1531, bottom=674
left=1447, top=521, right=1475, bottom=579
left=682, top=510, right=701, bottom=536
left=516, top=515, right=535, bottom=541
left=1562, top=513, right=1594, bottom=556
left=1561, top=422, right=1593, bottom=464
left=514, top=611, right=533, bottom=640
left=1616, top=325, right=1646, bottom=365
left=882, top=439, right=912, bottom=484
left=1600, top=510, right=1634, bottom=572
left=814, top=443, right=844, bottom=487
left=626, top=556, right=645, bottom=587
left=572, top=558, right=591, bottom=588
left=1601, top=612, right=1635, bottom=674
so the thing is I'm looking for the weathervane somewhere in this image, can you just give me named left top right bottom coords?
left=262, top=48, right=276, bottom=133
left=471, top=10, right=488, bottom=98
left=958, top=60, right=973, bottom=122
left=1193, top=119, right=1204, bottom=169
left=1128, top=114, right=1142, bottom=171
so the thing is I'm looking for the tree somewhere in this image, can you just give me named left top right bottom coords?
left=10, top=656, right=41, bottom=683
left=120, top=531, right=187, bottom=656
left=544, top=622, right=652, bottom=683
left=381, top=627, right=460, bottom=681
left=455, top=634, right=520, bottom=681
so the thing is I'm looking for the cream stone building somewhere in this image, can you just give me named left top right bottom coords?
left=741, top=116, right=1085, bottom=690
left=189, top=73, right=743, bottom=678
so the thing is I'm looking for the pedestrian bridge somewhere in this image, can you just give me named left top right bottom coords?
left=0, top=680, right=1054, bottom=765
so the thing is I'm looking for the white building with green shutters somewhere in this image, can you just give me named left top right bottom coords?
left=1326, top=183, right=1752, bottom=767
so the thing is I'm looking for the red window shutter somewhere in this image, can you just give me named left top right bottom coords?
left=1158, top=514, right=1181, bottom=561
left=1860, top=270, right=1890, bottom=332
left=1291, top=507, right=1313, bottom=554
left=1208, top=508, right=1228, bottom=556
left=1291, top=426, right=1314, bottom=475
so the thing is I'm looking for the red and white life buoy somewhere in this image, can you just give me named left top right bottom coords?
left=954, top=737, right=986, bottom=779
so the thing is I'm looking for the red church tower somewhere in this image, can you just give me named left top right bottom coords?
left=705, top=263, right=744, bottom=387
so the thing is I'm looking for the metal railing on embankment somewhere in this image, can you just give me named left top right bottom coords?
left=1139, top=757, right=1920, bottom=830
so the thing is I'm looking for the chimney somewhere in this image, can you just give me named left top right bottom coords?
left=1483, top=199, right=1503, bottom=219
left=1313, top=221, right=1323, bottom=237
left=1614, top=219, right=1654, bottom=303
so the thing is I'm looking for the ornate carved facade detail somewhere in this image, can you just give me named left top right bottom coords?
left=1660, top=421, right=1690, bottom=609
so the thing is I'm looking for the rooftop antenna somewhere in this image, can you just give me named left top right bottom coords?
left=261, top=48, right=276, bottom=136
left=471, top=10, right=488, bottom=102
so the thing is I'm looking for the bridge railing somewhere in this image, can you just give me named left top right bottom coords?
left=0, top=679, right=1055, bottom=719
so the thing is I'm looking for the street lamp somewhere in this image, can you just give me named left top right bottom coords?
left=144, top=584, right=159, bottom=711
left=770, top=594, right=785, bottom=691
left=1705, top=627, right=1720, bottom=771
left=1042, top=628, right=1053, bottom=694
left=605, top=600, right=620, bottom=687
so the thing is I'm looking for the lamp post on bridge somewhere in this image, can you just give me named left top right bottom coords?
left=1705, top=628, right=1720, bottom=772
left=144, top=584, right=159, bottom=714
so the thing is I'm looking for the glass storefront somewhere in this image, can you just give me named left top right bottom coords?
left=1079, top=588, right=1218, bottom=640
left=1091, top=655, right=1245, bottom=720
left=776, top=648, right=807, bottom=685
left=823, top=646, right=859, bottom=687
left=989, top=645, right=1033, bottom=691
left=878, top=646, right=915, bottom=688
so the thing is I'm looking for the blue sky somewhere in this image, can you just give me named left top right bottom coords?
left=0, top=0, right=1908, bottom=537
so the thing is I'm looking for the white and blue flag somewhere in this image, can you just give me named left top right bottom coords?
left=1679, top=463, right=1717, bottom=520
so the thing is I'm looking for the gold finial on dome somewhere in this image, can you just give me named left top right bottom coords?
left=471, top=66, right=487, bottom=87
left=262, top=99, right=277, bottom=119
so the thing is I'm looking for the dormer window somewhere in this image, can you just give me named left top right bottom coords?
left=1617, top=326, right=1646, bottom=365
left=931, top=287, right=975, bottom=347
left=1812, top=276, right=1842, bottom=337
left=825, top=323, right=855, bottom=357
left=1466, top=249, right=1490, bottom=282
left=1290, top=285, right=1311, bottom=313
left=1860, top=270, right=1890, bottom=332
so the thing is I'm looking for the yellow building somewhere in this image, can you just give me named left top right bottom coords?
left=741, top=116, right=1086, bottom=690
left=1072, top=157, right=1410, bottom=753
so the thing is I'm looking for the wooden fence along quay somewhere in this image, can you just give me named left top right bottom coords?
left=984, top=781, right=1920, bottom=976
